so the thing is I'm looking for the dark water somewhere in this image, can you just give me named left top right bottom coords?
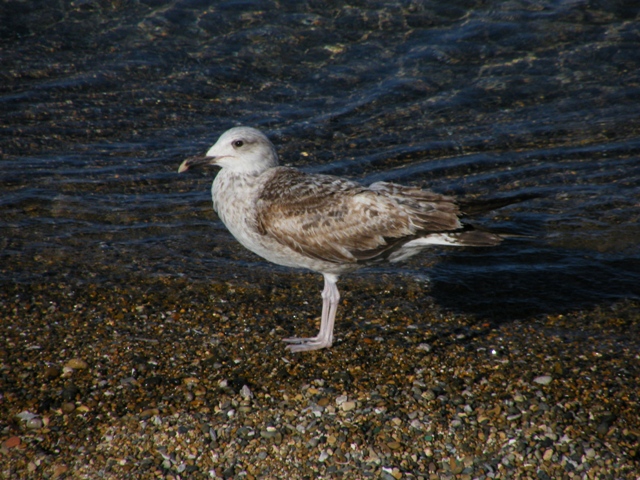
left=2, top=1, right=639, bottom=321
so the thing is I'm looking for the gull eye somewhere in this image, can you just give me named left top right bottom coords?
left=233, top=140, right=244, bottom=148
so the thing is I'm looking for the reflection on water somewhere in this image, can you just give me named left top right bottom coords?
left=1, top=1, right=639, bottom=320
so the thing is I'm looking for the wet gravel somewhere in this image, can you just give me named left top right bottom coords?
left=1, top=275, right=638, bottom=479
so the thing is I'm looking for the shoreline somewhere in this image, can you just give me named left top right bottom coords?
left=1, top=278, right=638, bottom=479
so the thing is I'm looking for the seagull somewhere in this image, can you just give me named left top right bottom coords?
left=179, top=126, right=506, bottom=352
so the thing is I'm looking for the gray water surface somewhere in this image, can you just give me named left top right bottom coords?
left=2, top=0, right=639, bottom=322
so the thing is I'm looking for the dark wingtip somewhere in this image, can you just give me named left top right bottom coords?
left=459, top=192, right=541, bottom=216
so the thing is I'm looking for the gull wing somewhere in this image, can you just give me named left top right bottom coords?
left=254, top=168, right=464, bottom=264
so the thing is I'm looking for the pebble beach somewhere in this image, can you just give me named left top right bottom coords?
left=2, top=274, right=638, bottom=479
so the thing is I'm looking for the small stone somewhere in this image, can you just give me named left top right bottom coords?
left=119, top=377, right=137, bottom=387
left=260, top=427, right=278, bottom=439
left=341, top=401, right=356, bottom=412
left=140, top=408, right=159, bottom=419
left=450, top=457, right=464, bottom=474
left=318, top=450, right=329, bottom=462
left=533, top=375, right=553, bottom=385
left=27, top=417, right=43, bottom=429
left=543, top=448, right=554, bottom=461
left=51, top=464, right=68, bottom=479
left=387, top=441, right=402, bottom=450
left=43, top=366, right=61, bottom=379
left=421, top=390, right=436, bottom=401
left=16, top=411, right=37, bottom=421
left=61, top=402, right=75, bottom=413
left=3, top=436, right=20, bottom=448
left=487, top=405, right=501, bottom=416
left=240, top=385, right=253, bottom=400
left=65, top=358, right=88, bottom=370
left=317, top=397, right=330, bottom=407
left=410, top=419, right=422, bottom=429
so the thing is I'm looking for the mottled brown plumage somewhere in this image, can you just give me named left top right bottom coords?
left=255, top=169, right=467, bottom=265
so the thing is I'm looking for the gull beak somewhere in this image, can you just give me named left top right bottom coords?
left=178, top=155, right=218, bottom=173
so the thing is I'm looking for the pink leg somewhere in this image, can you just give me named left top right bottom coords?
left=283, top=274, right=340, bottom=352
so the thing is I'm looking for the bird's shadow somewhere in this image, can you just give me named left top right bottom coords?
left=427, top=240, right=640, bottom=323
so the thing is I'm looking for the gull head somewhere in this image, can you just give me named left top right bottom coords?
left=178, top=126, right=279, bottom=175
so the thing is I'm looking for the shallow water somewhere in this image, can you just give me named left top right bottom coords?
left=1, top=0, right=639, bottom=321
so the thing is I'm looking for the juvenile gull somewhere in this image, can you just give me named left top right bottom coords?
left=179, top=126, right=503, bottom=352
